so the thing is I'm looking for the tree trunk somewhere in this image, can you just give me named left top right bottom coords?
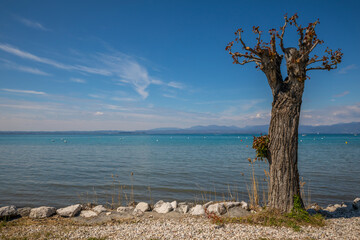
left=267, top=78, right=304, bottom=212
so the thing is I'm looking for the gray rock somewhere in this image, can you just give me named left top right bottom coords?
left=226, top=206, right=252, bottom=218
left=178, top=204, right=189, bottom=214
left=80, top=210, right=98, bottom=218
left=170, top=201, right=177, bottom=209
left=353, top=198, right=360, bottom=210
left=56, top=204, right=82, bottom=217
left=132, top=208, right=144, bottom=217
left=117, top=206, right=134, bottom=212
left=323, top=202, right=354, bottom=218
left=307, top=208, right=318, bottom=215
left=340, top=202, right=354, bottom=212
left=190, top=205, right=205, bottom=216
left=17, top=207, right=31, bottom=217
left=223, top=202, right=241, bottom=209
left=135, top=202, right=150, bottom=212
left=30, top=206, right=56, bottom=219
left=207, top=203, right=226, bottom=215
left=92, top=205, right=107, bottom=214
left=154, top=202, right=173, bottom=214
left=0, top=205, right=17, bottom=218
left=154, top=200, right=165, bottom=209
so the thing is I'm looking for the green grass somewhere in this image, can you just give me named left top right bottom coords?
left=225, top=196, right=325, bottom=232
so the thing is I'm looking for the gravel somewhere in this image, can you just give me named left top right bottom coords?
left=1, top=215, right=360, bottom=239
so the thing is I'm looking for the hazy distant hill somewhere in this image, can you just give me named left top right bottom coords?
left=1, top=122, right=359, bottom=135
left=145, top=122, right=360, bottom=134
left=298, top=122, right=360, bottom=134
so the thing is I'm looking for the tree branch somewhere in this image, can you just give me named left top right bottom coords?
left=236, top=29, right=259, bottom=56
left=306, top=65, right=338, bottom=71
left=230, top=51, right=261, bottom=61
left=297, top=39, right=320, bottom=62
left=278, top=16, right=288, bottom=53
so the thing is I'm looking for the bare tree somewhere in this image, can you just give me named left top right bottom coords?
left=226, top=14, right=343, bottom=212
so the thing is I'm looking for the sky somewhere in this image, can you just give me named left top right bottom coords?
left=0, top=0, right=359, bottom=131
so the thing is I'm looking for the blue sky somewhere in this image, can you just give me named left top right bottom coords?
left=0, top=0, right=359, bottom=131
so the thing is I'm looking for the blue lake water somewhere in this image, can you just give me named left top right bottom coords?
left=0, top=134, right=359, bottom=208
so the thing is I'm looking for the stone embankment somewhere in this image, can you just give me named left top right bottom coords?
left=0, top=200, right=251, bottom=220
left=1, top=198, right=360, bottom=239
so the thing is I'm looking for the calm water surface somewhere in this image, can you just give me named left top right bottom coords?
left=0, top=134, right=359, bottom=207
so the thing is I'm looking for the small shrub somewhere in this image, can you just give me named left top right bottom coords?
left=204, top=208, right=225, bottom=226
left=252, top=135, right=270, bottom=160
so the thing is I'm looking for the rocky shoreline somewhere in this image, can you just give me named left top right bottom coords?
left=1, top=198, right=360, bottom=239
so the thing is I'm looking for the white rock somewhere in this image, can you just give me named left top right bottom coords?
left=92, top=205, right=107, bottom=214
left=106, top=212, right=111, bottom=216
left=135, top=202, right=150, bottom=212
left=0, top=205, right=17, bottom=218
left=117, top=206, right=134, bottom=212
left=190, top=205, right=205, bottom=215
left=154, top=200, right=165, bottom=209
left=80, top=210, right=98, bottom=218
left=223, top=202, right=241, bottom=209
left=154, top=202, right=173, bottom=214
left=171, top=201, right=177, bottom=209
left=29, top=206, right=56, bottom=219
left=203, top=201, right=214, bottom=208
left=207, top=203, right=226, bottom=215
left=241, top=201, right=249, bottom=210
left=353, top=198, right=360, bottom=210
left=56, top=204, right=82, bottom=217
left=178, top=204, right=189, bottom=214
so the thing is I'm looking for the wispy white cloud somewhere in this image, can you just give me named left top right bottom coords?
left=0, top=43, right=111, bottom=76
left=0, top=43, right=185, bottom=99
left=168, top=81, right=184, bottom=89
left=100, top=54, right=154, bottom=99
left=1, top=88, right=46, bottom=95
left=163, top=93, right=177, bottom=98
left=151, top=79, right=163, bottom=85
left=1, top=59, right=50, bottom=76
left=94, top=111, right=104, bottom=116
left=88, top=94, right=105, bottom=99
left=16, top=16, right=48, bottom=31
left=333, top=91, right=349, bottom=98
left=111, top=97, right=137, bottom=102
left=14, top=65, right=50, bottom=76
left=70, top=78, right=86, bottom=83
left=300, top=103, right=360, bottom=125
left=338, top=64, right=357, bottom=74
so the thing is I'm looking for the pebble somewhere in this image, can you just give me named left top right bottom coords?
left=1, top=216, right=360, bottom=239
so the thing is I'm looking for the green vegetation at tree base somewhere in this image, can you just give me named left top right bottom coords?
left=225, top=196, right=325, bottom=232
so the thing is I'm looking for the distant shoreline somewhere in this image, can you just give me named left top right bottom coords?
left=0, top=132, right=358, bottom=135
left=0, top=122, right=359, bottom=134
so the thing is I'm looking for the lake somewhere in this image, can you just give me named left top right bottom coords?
left=0, top=134, right=359, bottom=208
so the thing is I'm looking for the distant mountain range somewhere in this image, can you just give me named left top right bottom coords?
left=1, top=122, right=359, bottom=135
left=145, top=122, right=360, bottom=134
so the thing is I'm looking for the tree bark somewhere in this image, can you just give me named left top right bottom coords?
left=267, top=77, right=305, bottom=212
